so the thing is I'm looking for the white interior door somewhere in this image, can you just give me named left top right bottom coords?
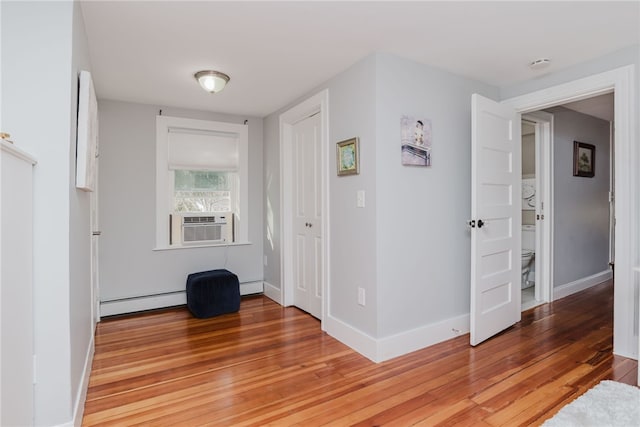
left=291, top=113, right=322, bottom=318
left=90, top=161, right=100, bottom=325
left=470, top=94, right=521, bottom=346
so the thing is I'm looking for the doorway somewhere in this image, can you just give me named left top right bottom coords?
left=520, top=112, right=553, bottom=312
left=521, top=119, right=539, bottom=310
left=279, top=90, right=329, bottom=325
left=503, top=66, right=635, bottom=360
left=519, top=94, right=615, bottom=313
left=290, top=112, right=322, bottom=318
left=471, top=67, right=634, bottom=357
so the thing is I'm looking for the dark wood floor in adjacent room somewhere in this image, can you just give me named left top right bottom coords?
left=82, top=280, right=637, bottom=426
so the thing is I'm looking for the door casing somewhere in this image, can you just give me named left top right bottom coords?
left=279, top=89, right=330, bottom=327
left=522, top=111, right=553, bottom=309
left=502, top=65, right=636, bottom=360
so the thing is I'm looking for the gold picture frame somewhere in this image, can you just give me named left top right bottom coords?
left=336, top=137, right=359, bottom=176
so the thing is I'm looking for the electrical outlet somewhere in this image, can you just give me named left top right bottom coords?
left=358, top=287, right=366, bottom=306
left=357, top=190, right=365, bottom=208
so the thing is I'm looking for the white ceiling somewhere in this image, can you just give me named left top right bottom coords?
left=563, top=93, right=614, bottom=122
left=80, top=1, right=640, bottom=118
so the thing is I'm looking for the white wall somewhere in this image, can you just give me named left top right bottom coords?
left=1, top=1, right=94, bottom=424
left=548, top=107, right=611, bottom=286
left=98, top=100, right=264, bottom=304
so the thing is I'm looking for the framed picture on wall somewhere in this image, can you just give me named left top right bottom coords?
left=76, top=70, right=98, bottom=191
left=573, top=141, right=595, bottom=178
left=336, top=137, right=359, bottom=176
left=401, top=115, right=432, bottom=166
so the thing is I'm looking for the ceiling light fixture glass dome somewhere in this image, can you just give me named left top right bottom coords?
left=194, top=70, right=230, bottom=93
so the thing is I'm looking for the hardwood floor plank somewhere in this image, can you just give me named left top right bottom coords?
left=82, top=281, right=637, bottom=426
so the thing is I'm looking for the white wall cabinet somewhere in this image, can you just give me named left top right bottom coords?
left=1, top=140, right=36, bottom=426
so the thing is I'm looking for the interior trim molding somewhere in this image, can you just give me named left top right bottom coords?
left=279, top=89, right=330, bottom=324
left=502, top=64, right=637, bottom=360
left=70, top=335, right=94, bottom=427
left=324, top=314, right=378, bottom=362
left=100, top=281, right=264, bottom=316
left=378, top=313, right=470, bottom=362
left=553, top=269, right=613, bottom=301
left=263, top=281, right=282, bottom=305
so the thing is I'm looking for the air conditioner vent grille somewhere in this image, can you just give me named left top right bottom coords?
left=183, top=216, right=217, bottom=224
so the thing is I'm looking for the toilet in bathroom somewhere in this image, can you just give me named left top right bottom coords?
left=521, top=225, right=535, bottom=289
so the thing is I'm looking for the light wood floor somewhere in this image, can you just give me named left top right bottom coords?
left=83, top=280, right=637, bottom=426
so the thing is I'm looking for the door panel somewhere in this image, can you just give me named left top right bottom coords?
left=471, top=94, right=521, bottom=346
left=292, top=113, right=322, bottom=318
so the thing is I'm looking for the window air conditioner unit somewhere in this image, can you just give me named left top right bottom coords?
left=170, top=213, right=233, bottom=245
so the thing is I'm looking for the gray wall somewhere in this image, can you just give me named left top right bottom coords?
left=549, top=107, right=611, bottom=286
left=264, top=53, right=499, bottom=340
left=69, top=0, right=94, bottom=417
left=98, top=100, right=264, bottom=301
left=522, top=134, right=535, bottom=176
left=374, top=53, right=498, bottom=336
left=522, top=133, right=536, bottom=226
left=263, top=55, right=379, bottom=336
left=325, top=55, right=380, bottom=334
left=1, top=1, right=93, bottom=424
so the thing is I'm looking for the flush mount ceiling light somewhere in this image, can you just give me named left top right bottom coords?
left=194, top=70, right=230, bottom=93
left=528, top=58, right=551, bottom=70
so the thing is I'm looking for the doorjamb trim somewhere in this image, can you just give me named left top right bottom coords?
left=502, top=65, right=636, bottom=359
left=279, top=90, right=330, bottom=327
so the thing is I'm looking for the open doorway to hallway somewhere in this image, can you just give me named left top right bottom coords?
left=520, top=92, right=614, bottom=312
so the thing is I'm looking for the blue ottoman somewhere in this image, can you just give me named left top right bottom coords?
left=186, top=269, right=240, bottom=318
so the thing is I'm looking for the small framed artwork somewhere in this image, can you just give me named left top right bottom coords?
left=336, top=137, right=359, bottom=176
left=401, top=115, right=432, bottom=166
left=573, top=141, right=595, bottom=177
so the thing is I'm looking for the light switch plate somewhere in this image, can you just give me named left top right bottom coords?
left=357, top=190, right=365, bottom=208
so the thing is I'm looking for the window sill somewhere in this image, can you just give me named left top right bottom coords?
left=153, top=241, right=252, bottom=251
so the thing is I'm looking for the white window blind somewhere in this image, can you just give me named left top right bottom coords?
left=167, top=128, right=239, bottom=171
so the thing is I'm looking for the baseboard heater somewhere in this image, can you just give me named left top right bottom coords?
left=100, top=281, right=264, bottom=317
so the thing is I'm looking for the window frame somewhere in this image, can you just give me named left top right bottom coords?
left=155, top=116, right=248, bottom=249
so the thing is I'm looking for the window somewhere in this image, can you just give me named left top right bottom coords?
left=156, top=116, right=248, bottom=249
left=173, top=170, right=233, bottom=213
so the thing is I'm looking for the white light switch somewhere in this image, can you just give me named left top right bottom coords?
left=358, top=287, right=366, bottom=306
left=357, top=190, right=365, bottom=208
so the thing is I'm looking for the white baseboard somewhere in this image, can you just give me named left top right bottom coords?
left=377, top=313, right=470, bottom=362
left=324, top=314, right=379, bottom=362
left=553, top=269, right=613, bottom=300
left=71, top=334, right=95, bottom=427
left=324, top=312, right=470, bottom=363
left=263, top=281, right=282, bottom=304
left=100, top=281, right=264, bottom=316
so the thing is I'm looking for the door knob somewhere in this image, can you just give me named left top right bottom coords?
left=477, top=220, right=485, bottom=228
